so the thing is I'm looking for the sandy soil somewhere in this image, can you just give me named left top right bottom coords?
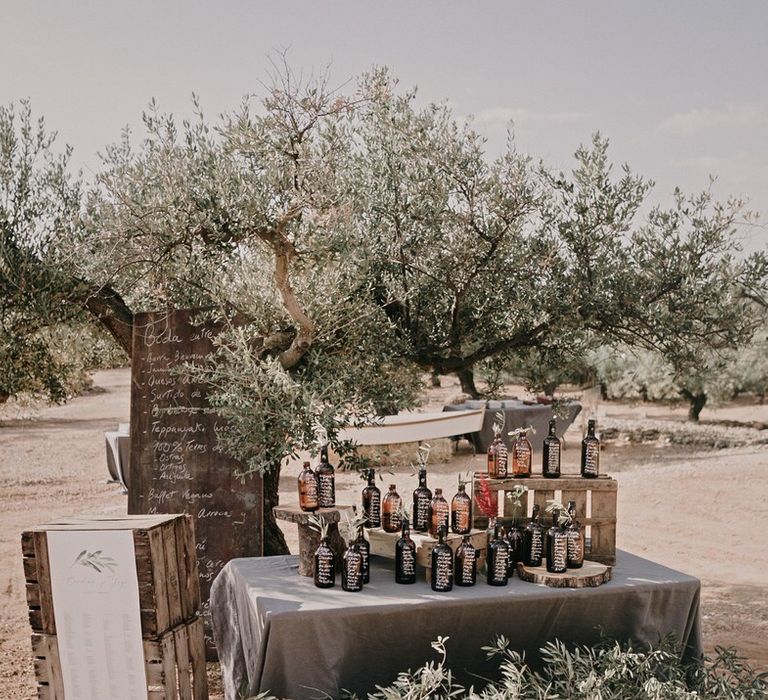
left=1, top=369, right=766, bottom=699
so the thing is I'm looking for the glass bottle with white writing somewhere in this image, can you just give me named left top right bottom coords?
left=355, top=525, right=370, bottom=584
left=412, top=467, right=432, bottom=533
left=298, top=461, right=319, bottom=512
left=342, top=540, right=363, bottom=592
left=362, top=469, right=381, bottom=528
left=523, top=503, right=544, bottom=567
left=545, top=509, right=568, bottom=574
left=487, top=523, right=510, bottom=586
left=395, top=517, right=417, bottom=584
left=313, top=537, right=335, bottom=588
left=429, top=488, right=449, bottom=538
left=511, top=430, right=532, bottom=478
left=506, top=518, right=524, bottom=577
left=451, top=483, right=472, bottom=535
left=487, top=434, right=508, bottom=478
left=542, top=418, right=561, bottom=478
left=565, top=500, right=584, bottom=569
left=581, top=419, right=600, bottom=478
left=455, top=534, right=477, bottom=586
left=382, top=484, right=402, bottom=533
left=431, top=525, right=454, bottom=592
left=317, top=444, right=336, bottom=508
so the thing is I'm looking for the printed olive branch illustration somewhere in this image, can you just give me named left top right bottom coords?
left=73, top=550, right=117, bottom=574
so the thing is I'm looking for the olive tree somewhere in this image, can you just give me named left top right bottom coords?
left=347, top=71, right=766, bottom=398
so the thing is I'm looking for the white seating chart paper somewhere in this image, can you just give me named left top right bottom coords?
left=47, top=530, right=147, bottom=699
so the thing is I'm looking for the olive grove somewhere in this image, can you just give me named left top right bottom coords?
left=2, top=66, right=767, bottom=552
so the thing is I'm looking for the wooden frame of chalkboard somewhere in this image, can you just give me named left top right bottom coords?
left=128, top=308, right=263, bottom=657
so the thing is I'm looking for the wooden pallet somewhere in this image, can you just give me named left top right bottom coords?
left=31, top=616, right=208, bottom=700
left=21, top=515, right=201, bottom=638
left=472, top=473, right=617, bottom=565
left=368, top=527, right=487, bottom=581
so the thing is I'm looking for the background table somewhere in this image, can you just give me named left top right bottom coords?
left=211, top=551, right=702, bottom=700
left=443, top=399, right=582, bottom=453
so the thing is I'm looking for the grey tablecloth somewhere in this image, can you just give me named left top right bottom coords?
left=444, top=399, right=582, bottom=453
left=211, top=551, right=702, bottom=700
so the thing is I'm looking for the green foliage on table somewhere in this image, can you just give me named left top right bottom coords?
left=333, top=635, right=767, bottom=700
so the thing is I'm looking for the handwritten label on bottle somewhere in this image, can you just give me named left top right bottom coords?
left=400, top=547, right=415, bottom=577
left=344, top=553, right=362, bottom=590
left=459, top=549, right=475, bottom=583
left=567, top=530, right=583, bottom=562
left=489, top=445, right=508, bottom=478
left=514, top=443, right=531, bottom=475
left=318, top=474, right=335, bottom=507
left=414, top=493, right=430, bottom=530
left=316, top=551, right=334, bottom=585
left=492, top=548, right=509, bottom=581
left=433, top=550, right=452, bottom=590
left=547, top=445, right=560, bottom=472
left=453, top=506, right=470, bottom=533
left=583, top=445, right=599, bottom=475
left=551, top=535, right=567, bottom=571
left=366, top=494, right=381, bottom=525
left=530, top=531, right=543, bottom=563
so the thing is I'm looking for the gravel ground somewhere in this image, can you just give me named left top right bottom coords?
left=1, top=369, right=766, bottom=699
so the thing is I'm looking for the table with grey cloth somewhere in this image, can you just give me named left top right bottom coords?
left=443, top=399, right=582, bottom=453
left=211, top=551, right=702, bottom=700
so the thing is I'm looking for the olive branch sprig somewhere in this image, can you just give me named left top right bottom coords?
left=508, top=424, right=535, bottom=438
left=491, top=411, right=505, bottom=438
left=306, top=512, right=331, bottom=539
left=545, top=498, right=573, bottom=526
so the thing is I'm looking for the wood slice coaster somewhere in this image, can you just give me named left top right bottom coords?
left=516, top=560, right=612, bottom=588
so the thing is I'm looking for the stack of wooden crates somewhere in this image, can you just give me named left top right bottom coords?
left=21, top=515, right=207, bottom=699
left=472, top=473, right=618, bottom=565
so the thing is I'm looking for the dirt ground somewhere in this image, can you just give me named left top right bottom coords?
left=1, top=368, right=766, bottom=699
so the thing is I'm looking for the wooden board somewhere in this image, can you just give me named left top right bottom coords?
left=128, top=309, right=263, bottom=657
left=516, top=560, right=612, bottom=588
left=31, top=617, right=208, bottom=700
left=22, top=515, right=200, bottom=638
left=473, top=473, right=617, bottom=566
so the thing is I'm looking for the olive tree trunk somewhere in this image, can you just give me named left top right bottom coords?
left=262, top=465, right=290, bottom=555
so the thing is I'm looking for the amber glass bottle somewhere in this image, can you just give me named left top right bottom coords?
left=450, top=483, right=472, bottom=535
left=298, top=461, right=319, bottom=512
left=545, top=509, right=568, bottom=574
left=505, top=519, right=524, bottom=577
left=313, top=537, right=335, bottom=588
left=429, top=488, right=449, bottom=538
left=412, top=467, right=432, bottom=533
left=395, top=518, right=417, bottom=584
left=430, top=526, right=453, bottom=592
left=523, top=504, right=544, bottom=567
left=487, top=523, right=510, bottom=586
left=316, top=444, right=336, bottom=508
left=511, top=430, right=532, bottom=478
left=581, top=419, right=600, bottom=478
left=382, top=484, right=402, bottom=533
left=487, top=434, right=508, bottom=478
left=455, top=535, right=477, bottom=586
left=565, top=500, right=584, bottom=569
left=341, top=540, right=363, bottom=592
left=542, top=418, right=561, bottom=478
left=355, top=525, right=370, bottom=583
left=361, top=469, right=381, bottom=528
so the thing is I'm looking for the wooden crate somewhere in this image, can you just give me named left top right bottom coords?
left=31, top=616, right=208, bottom=700
left=22, top=515, right=200, bottom=638
left=368, top=527, right=487, bottom=581
left=472, top=473, right=617, bottom=565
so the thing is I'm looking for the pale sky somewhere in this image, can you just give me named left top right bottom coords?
left=2, top=1, right=767, bottom=250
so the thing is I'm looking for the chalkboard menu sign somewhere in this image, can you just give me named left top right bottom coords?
left=128, top=309, right=263, bottom=655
